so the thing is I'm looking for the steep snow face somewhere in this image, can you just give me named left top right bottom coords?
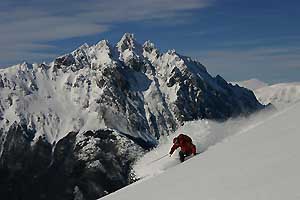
left=102, top=101, right=300, bottom=200
left=0, top=33, right=264, bottom=148
left=254, top=82, right=300, bottom=109
left=0, top=62, right=108, bottom=145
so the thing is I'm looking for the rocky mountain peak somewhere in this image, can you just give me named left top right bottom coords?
left=143, top=40, right=156, bottom=52
left=89, top=39, right=116, bottom=68
left=143, top=40, right=160, bottom=62
left=75, top=43, right=89, bottom=51
left=18, top=61, right=33, bottom=71
left=0, top=33, right=268, bottom=200
left=95, top=40, right=111, bottom=49
left=117, top=33, right=139, bottom=52
left=116, top=33, right=144, bottom=64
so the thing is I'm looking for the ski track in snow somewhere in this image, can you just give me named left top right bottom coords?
left=133, top=108, right=278, bottom=180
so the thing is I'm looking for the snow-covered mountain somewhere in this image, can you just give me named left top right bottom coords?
left=0, top=33, right=265, bottom=200
left=102, top=100, right=300, bottom=200
left=233, top=79, right=300, bottom=109
left=254, top=82, right=300, bottom=109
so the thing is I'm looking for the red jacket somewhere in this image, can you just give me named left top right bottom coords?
left=169, top=134, right=196, bottom=155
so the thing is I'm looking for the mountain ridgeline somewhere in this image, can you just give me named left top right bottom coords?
left=0, top=33, right=265, bottom=200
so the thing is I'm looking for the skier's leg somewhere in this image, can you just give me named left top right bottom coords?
left=179, top=151, right=185, bottom=162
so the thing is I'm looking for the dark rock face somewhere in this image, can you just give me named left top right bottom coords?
left=165, top=59, right=264, bottom=122
left=0, top=124, right=145, bottom=200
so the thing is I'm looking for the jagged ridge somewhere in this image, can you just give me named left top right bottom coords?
left=0, top=33, right=264, bottom=145
left=0, top=33, right=265, bottom=199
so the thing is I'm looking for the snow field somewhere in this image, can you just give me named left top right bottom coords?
left=103, top=101, right=300, bottom=200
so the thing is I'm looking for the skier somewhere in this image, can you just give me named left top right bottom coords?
left=169, top=133, right=197, bottom=162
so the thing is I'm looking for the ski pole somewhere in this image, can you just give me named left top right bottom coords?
left=146, top=154, right=169, bottom=165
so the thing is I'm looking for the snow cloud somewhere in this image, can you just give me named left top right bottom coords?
left=0, top=0, right=213, bottom=66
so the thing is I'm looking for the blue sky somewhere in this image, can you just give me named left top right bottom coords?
left=0, top=0, right=299, bottom=83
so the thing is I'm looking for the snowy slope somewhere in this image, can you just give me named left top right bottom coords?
left=133, top=109, right=275, bottom=179
left=102, top=102, right=300, bottom=200
left=232, top=78, right=268, bottom=90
